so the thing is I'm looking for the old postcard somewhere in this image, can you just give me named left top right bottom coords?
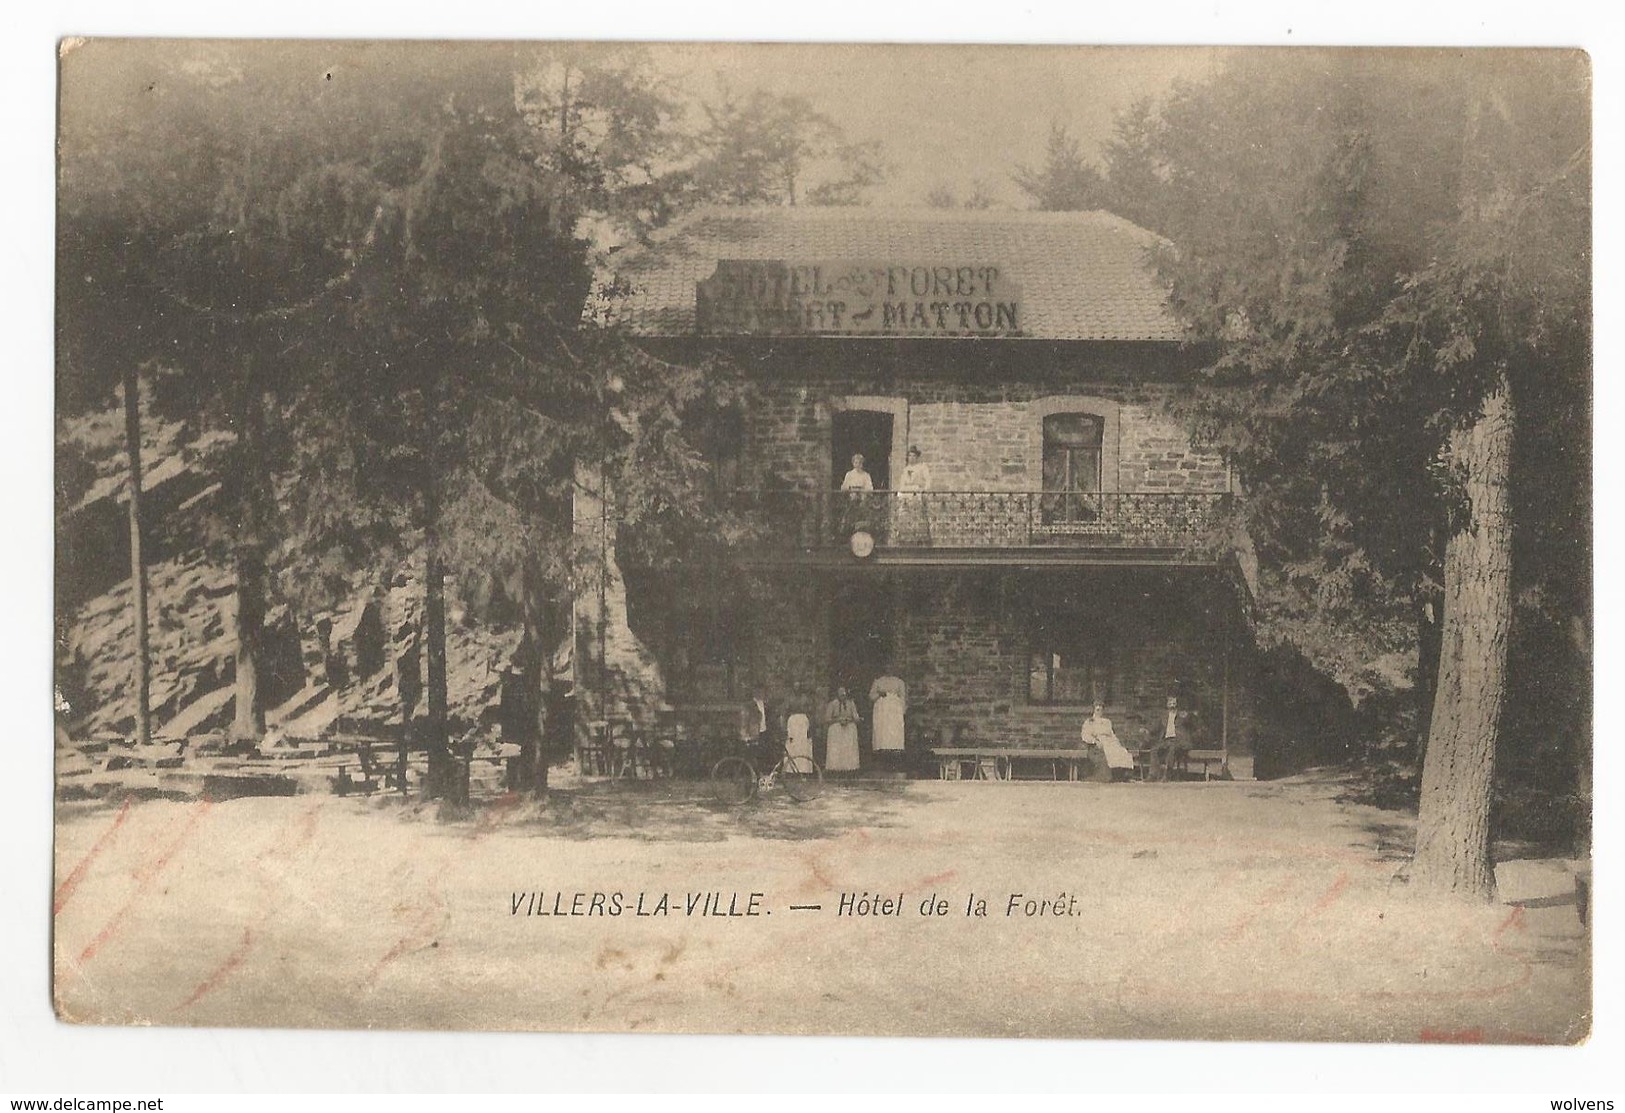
left=53, top=40, right=1591, bottom=1041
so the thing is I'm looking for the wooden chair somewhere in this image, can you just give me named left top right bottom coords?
left=577, top=720, right=613, bottom=778
left=610, top=722, right=654, bottom=779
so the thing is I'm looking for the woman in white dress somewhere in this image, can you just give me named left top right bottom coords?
left=840, top=453, right=874, bottom=493
left=894, top=446, right=932, bottom=545
left=823, top=687, right=861, bottom=772
left=840, top=453, right=875, bottom=537
left=868, top=674, right=907, bottom=755
left=785, top=704, right=813, bottom=764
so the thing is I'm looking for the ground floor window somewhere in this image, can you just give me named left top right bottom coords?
left=1027, top=616, right=1113, bottom=705
left=649, top=585, right=749, bottom=704
left=690, top=600, right=745, bottom=700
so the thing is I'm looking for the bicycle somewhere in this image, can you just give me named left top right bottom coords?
left=711, top=744, right=824, bottom=805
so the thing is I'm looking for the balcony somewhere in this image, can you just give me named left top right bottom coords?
left=730, top=490, right=1234, bottom=562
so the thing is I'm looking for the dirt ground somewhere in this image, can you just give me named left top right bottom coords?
left=50, top=772, right=1589, bottom=1042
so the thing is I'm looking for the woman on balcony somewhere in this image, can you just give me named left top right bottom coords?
left=840, top=453, right=874, bottom=538
left=894, top=445, right=933, bottom=545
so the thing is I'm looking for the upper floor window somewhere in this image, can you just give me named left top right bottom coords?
left=1041, top=412, right=1103, bottom=523
left=695, top=406, right=744, bottom=494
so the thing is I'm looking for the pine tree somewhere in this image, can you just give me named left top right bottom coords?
left=1097, top=50, right=1589, bottom=898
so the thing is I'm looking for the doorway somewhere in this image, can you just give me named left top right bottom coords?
left=831, top=409, right=894, bottom=491
left=828, top=577, right=895, bottom=711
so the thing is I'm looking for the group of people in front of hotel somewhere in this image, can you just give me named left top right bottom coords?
left=740, top=677, right=1201, bottom=780
left=739, top=675, right=908, bottom=775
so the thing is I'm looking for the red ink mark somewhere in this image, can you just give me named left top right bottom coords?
left=364, top=797, right=518, bottom=988
left=1312, top=872, right=1351, bottom=913
left=364, top=886, right=446, bottom=986
left=73, top=800, right=212, bottom=971
left=54, top=798, right=131, bottom=915
left=175, top=927, right=254, bottom=1010
left=1493, top=906, right=1527, bottom=942
left=1417, top=1018, right=1556, bottom=1046
left=919, top=869, right=956, bottom=887
left=472, top=793, right=521, bottom=838
left=172, top=802, right=325, bottom=1012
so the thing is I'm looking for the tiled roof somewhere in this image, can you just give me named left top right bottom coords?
left=602, top=206, right=1181, bottom=342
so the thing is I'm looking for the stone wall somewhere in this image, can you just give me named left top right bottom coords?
left=592, top=342, right=1250, bottom=756
left=708, top=568, right=1250, bottom=757
left=744, top=369, right=1228, bottom=497
left=893, top=570, right=1238, bottom=752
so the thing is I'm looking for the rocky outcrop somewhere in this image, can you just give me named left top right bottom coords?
left=60, top=553, right=526, bottom=743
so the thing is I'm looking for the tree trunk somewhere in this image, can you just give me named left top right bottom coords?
left=231, top=379, right=270, bottom=742
left=231, top=548, right=268, bottom=741
left=1568, top=614, right=1592, bottom=862
left=1414, top=583, right=1444, bottom=758
left=121, top=363, right=151, bottom=747
left=513, top=586, right=561, bottom=797
left=1412, top=379, right=1514, bottom=900
left=421, top=484, right=459, bottom=803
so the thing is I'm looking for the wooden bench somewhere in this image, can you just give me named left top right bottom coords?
left=929, top=746, right=1109, bottom=782
left=1120, top=715, right=1229, bottom=781
left=1175, top=747, right=1229, bottom=781
left=930, top=747, right=1006, bottom=781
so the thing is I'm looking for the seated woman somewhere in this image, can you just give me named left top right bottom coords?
left=1080, top=702, right=1136, bottom=778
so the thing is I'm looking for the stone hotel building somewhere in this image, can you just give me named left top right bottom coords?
left=579, top=206, right=1258, bottom=771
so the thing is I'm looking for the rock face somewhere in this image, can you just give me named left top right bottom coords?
left=326, top=597, right=385, bottom=689
left=60, top=552, right=527, bottom=743
left=57, top=394, right=538, bottom=746
left=329, top=568, right=523, bottom=734
left=58, top=554, right=285, bottom=738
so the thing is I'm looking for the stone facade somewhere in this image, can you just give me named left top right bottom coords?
left=581, top=341, right=1253, bottom=759
left=732, top=349, right=1230, bottom=498
left=709, top=568, right=1248, bottom=759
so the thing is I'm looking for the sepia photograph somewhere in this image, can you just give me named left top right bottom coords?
left=50, top=37, right=1591, bottom=1052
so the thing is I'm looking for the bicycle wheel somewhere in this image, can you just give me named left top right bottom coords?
left=780, top=754, right=824, bottom=802
left=710, top=756, right=758, bottom=805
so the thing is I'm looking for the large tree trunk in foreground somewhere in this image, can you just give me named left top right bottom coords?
left=1412, top=380, right=1514, bottom=900
left=121, top=364, right=151, bottom=747
left=1414, top=582, right=1444, bottom=758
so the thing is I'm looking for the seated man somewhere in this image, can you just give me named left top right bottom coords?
left=1080, top=702, right=1135, bottom=778
left=1155, top=695, right=1198, bottom=781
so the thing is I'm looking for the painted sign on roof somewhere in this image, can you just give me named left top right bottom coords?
left=696, top=259, right=1023, bottom=337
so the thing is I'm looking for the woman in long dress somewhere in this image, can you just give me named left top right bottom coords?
left=894, top=446, right=932, bottom=545
left=840, top=453, right=875, bottom=537
left=868, top=674, right=907, bottom=755
left=824, top=687, right=860, bottom=772
left=785, top=705, right=813, bottom=764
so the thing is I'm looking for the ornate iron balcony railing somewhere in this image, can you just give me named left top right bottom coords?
left=727, top=489, right=1234, bottom=553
